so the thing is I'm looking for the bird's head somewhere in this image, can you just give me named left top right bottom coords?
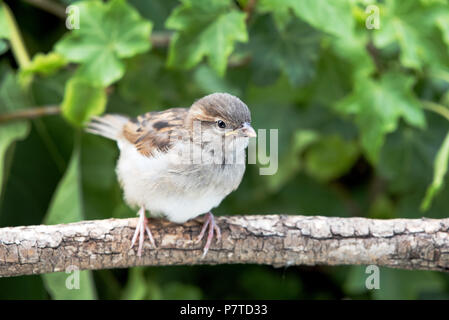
left=186, top=93, right=256, bottom=153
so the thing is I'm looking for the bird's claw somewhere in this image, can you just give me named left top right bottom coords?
left=130, top=207, right=156, bottom=257
left=196, top=212, right=221, bottom=258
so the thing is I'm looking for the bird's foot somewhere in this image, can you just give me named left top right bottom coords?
left=130, top=207, right=156, bottom=257
left=196, top=212, right=221, bottom=258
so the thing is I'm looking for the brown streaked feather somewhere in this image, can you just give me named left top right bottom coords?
left=123, top=108, right=188, bottom=157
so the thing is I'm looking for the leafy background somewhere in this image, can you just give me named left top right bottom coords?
left=0, top=0, right=449, bottom=299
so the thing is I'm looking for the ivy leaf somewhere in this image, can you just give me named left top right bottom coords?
left=267, top=129, right=320, bottom=192
left=258, top=0, right=293, bottom=31
left=374, top=0, right=449, bottom=71
left=42, top=146, right=97, bottom=299
left=194, top=64, right=242, bottom=96
left=248, top=15, right=320, bottom=86
left=421, top=131, right=449, bottom=211
left=165, top=0, right=248, bottom=76
left=304, top=135, right=359, bottom=182
left=128, top=0, right=178, bottom=31
left=330, top=31, right=375, bottom=80
left=259, top=0, right=354, bottom=37
left=378, top=115, right=447, bottom=195
left=55, top=0, right=152, bottom=86
left=336, top=72, right=426, bottom=163
left=61, top=77, right=107, bottom=126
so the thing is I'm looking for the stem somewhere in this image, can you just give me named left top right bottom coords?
left=150, top=31, right=172, bottom=49
left=2, top=3, right=31, bottom=68
left=244, top=0, right=257, bottom=22
left=422, top=100, right=449, bottom=123
left=0, top=105, right=60, bottom=123
left=366, top=40, right=382, bottom=73
left=22, top=0, right=66, bottom=19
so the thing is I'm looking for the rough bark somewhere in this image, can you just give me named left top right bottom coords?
left=1, top=215, right=449, bottom=277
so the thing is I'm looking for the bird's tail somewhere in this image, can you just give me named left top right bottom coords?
left=86, top=114, right=129, bottom=141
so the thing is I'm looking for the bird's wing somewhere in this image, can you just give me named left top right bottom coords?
left=123, top=108, right=188, bottom=157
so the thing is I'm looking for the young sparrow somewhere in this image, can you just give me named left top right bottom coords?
left=86, top=93, right=256, bottom=257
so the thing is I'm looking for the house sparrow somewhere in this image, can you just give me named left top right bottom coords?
left=86, top=93, right=256, bottom=257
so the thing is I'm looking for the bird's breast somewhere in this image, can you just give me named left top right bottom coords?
left=116, top=140, right=246, bottom=223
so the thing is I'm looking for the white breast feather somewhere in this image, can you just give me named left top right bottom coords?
left=116, top=139, right=246, bottom=223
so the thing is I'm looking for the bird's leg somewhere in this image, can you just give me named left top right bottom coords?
left=130, top=207, right=156, bottom=257
left=196, top=212, right=221, bottom=258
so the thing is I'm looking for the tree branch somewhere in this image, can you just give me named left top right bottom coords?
left=1, top=215, right=449, bottom=277
left=0, top=105, right=60, bottom=124
left=22, top=0, right=66, bottom=19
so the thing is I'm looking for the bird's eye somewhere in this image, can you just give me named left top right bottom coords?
left=217, top=120, right=226, bottom=129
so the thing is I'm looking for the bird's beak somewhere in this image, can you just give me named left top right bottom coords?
left=225, top=122, right=256, bottom=138
left=241, top=122, right=257, bottom=138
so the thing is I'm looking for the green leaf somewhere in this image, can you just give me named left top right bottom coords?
left=368, top=195, right=396, bottom=219
left=378, top=116, right=447, bottom=195
left=344, top=266, right=446, bottom=299
left=304, top=135, right=359, bottom=182
left=42, top=267, right=97, bottom=300
left=436, top=13, right=449, bottom=48
left=267, top=129, right=320, bottom=191
left=0, top=71, right=31, bottom=112
left=0, top=71, right=31, bottom=197
left=121, top=268, right=147, bottom=300
left=166, top=0, right=248, bottom=76
left=162, top=282, right=203, bottom=299
left=0, top=123, right=29, bottom=195
left=421, top=131, right=449, bottom=210
left=61, top=77, right=107, bottom=126
left=128, top=0, right=178, bottom=31
left=0, top=40, right=8, bottom=55
left=43, top=146, right=83, bottom=225
left=21, top=52, right=67, bottom=77
left=248, top=15, right=321, bottom=86
left=42, top=145, right=97, bottom=299
left=373, top=268, right=445, bottom=299
left=330, top=31, right=375, bottom=80
left=258, top=0, right=293, bottom=31
left=374, top=0, right=449, bottom=72
left=259, top=0, right=354, bottom=37
left=240, top=267, right=302, bottom=299
left=336, top=72, right=426, bottom=163
left=193, top=64, right=242, bottom=96
left=55, top=0, right=152, bottom=86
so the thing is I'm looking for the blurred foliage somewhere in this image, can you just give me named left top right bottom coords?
left=0, top=0, right=449, bottom=300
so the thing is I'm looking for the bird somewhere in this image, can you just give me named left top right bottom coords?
left=86, top=92, right=256, bottom=257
